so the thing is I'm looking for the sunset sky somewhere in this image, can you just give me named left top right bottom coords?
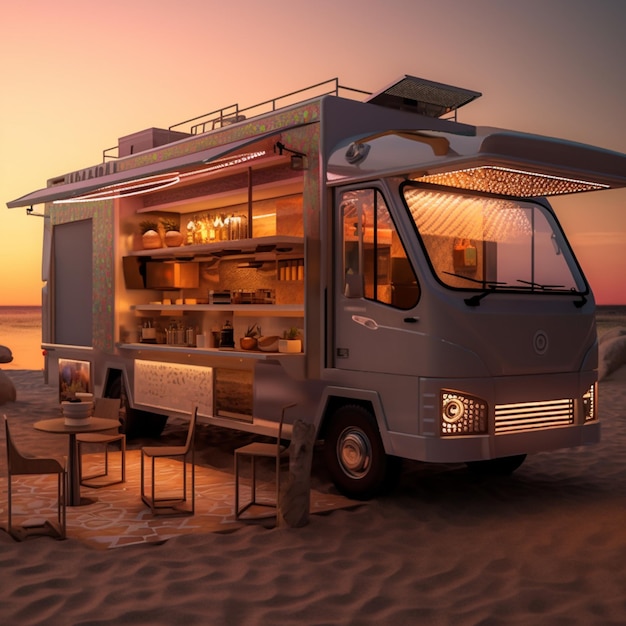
left=1, top=0, right=625, bottom=305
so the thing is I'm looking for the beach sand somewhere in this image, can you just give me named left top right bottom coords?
left=0, top=366, right=625, bottom=625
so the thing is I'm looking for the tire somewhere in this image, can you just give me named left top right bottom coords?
left=324, top=404, right=400, bottom=500
left=466, top=454, right=526, bottom=476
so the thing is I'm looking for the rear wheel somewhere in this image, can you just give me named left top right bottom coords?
left=466, top=454, right=526, bottom=475
left=324, top=404, right=400, bottom=500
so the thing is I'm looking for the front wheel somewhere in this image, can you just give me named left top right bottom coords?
left=324, top=404, right=400, bottom=500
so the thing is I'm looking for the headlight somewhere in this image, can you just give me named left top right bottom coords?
left=441, top=390, right=488, bottom=436
left=582, top=384, right=597, bottom=422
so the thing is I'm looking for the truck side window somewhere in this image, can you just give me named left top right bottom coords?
left=341, top=189, right=419, bottom=309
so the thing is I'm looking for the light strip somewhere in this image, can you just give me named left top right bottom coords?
left=52, top=150, right=268, bottom=204
left=181, top=150, right=267, bottom=179
left=53, top=173, right=181, bottom=203
left=418, top=165, right=609, bottom=197
left=488, top=166, right=609, bottom=188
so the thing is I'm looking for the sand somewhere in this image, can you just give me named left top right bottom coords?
left=1, top=365, right=625, bottom=625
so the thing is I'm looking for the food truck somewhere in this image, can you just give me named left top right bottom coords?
left=8, top=75, right=626, bottom=499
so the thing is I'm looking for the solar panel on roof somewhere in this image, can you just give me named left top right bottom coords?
left=366, top=75, right=481, bottom=118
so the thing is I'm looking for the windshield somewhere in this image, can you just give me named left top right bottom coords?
left=402, top=185, right=587, bottom=295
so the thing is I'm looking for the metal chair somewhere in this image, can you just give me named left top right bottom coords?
left=3, top=414, right=67, bottom=540
left=140, top=406, right=197, bottom=516
left=234, top=403, right=296, bottom=519
left=77, top=398, right=125, bottom=488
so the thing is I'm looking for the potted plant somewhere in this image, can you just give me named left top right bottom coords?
left=140, top=220, right=161, bottom=249
left=278, top=326, right=302, bottom=353
left=161, top=218, right=185, bottom=248
left=240, top=323, right=260, bottom=350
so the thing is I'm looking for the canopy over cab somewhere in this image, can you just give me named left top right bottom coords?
left=327, top=126, right=626, bottom=194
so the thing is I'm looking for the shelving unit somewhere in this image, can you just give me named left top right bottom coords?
left=122, top=174, right=306, bottom=363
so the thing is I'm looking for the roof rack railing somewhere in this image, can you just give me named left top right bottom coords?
left=169, top=78, right=371, bottom=136
left=102, top=78, right=369, bottom=161
left=171, top=103, right=242, bottom=136
left=103, top=145, right=118, bottom=162
left=103, top=75, right=480, bottom=161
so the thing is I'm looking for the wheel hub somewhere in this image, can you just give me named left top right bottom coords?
left=338, top=429, right=371, bottom=478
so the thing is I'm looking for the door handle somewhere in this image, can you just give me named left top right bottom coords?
left=352, top=315, right=379, bottom=330
left=403, top=317, right=419, bottom=323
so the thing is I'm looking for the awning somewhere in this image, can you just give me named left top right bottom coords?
left=7, top=127, right=300, bottom=208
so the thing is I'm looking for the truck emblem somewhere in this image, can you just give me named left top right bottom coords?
left=533, top=330, right=549, bottom=355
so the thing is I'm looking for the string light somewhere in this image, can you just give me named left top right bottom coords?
left=53, top=173, right=181, bottom=203
left=416, top=165, right=608, bottom=197
left=180, top=151, right=267, bottom=179
left=53, top=151, right=268, bottom=204
left=404, top=188, right=532, bottom=241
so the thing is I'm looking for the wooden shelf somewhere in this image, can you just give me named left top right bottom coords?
left=131, top=304, right=303, bottom=316
left=119, top=342, right=301, bottom=357
left=128, top=235, right=304, bottom=259
left=117, top=343, right=306, bottom=378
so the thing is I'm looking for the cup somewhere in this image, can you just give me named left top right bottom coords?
left=196, top=334, right=206, bottom=348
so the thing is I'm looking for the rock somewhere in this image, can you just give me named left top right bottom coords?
left=278, top=418, right=315, bottom=528
left=0, top=345, right=13, bottom=363
left=0, top=370, right=17, bottom=405
left=599, top=331, right=626, bottom=381
left=599, top=326, right=626, bottom=345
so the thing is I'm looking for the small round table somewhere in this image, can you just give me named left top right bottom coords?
left=34, top=417, right=121, bottom=506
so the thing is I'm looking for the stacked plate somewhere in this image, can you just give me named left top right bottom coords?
left=61, top=400, right=93, bottom=426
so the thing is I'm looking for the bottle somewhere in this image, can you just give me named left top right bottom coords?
left=219, top=320, right=235, bottom=349
left=186, top=327, right=195, bottom=346
left=186, top=219, right=195, bottom=245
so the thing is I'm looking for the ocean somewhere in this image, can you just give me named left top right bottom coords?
left=0, top=305, right=625, bottom=372
left=596, top=305, right=626, bottom=337
left=0, top=306, right=44, bottom=370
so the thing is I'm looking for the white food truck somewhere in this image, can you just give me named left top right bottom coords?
left=9, top=76, right=626, bottom=498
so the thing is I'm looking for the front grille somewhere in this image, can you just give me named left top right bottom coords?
left=495, top=398, right=574, bottom=434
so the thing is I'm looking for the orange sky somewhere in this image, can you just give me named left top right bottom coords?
left=1, top=0, right=625, bottom=305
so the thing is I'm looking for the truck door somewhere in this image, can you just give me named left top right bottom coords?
left=333, top=186, right=421, bottom=374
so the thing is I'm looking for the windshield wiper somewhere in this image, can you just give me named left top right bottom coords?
left=463, top=288, right=497, bottom=307
left=516, top=279, right=565, bottom=291
left=442, top=272, right=507, bottom=307
left=442, top=271, right=506, bottom=287
left=516, top=280, right=587, bottom=307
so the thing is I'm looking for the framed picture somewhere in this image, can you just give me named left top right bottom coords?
left=58, top=359, right=91, bottom=402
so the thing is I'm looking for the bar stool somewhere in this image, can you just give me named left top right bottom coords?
left=141, top=407, right=197, bottom=516
left=234, top=403, right=296, bottom=519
